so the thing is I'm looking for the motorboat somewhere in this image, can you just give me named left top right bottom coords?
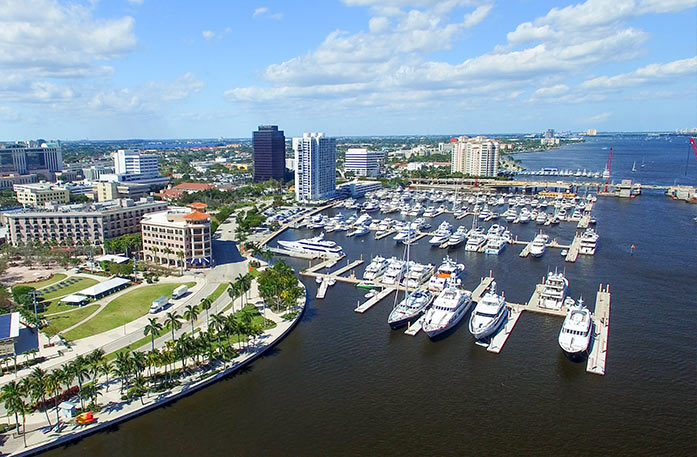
left=363, top=256, right=389, bottom=281
left=558, top=298, right=593, bottom=359
left=519, top=208, right=531, bottom=223
left=579, top=228, right=599, bottom=255
left=484, top=235, right=507, bottom=255
left=387, top=289, right=434, bottom=329
left=278, top=233, right=345, bottom=257
left=539, top=269, right=569, bottom=310
left=446, top=227, right=467, bottom=247
left=348, top=225, right=370, bottom=237
left=536, top=211, right=547, bottom=224
left=465, top=233, right=487, bottom=252
left=393, top=227, right=417, bottom=243
left=422, top=286, right=473, bottom=339
left=529, top=232, right=548, bottom=258
left=468, top=282, right=508, bottom=340
left=428, top=256, right=465, bottom=291
left=405, top=263, right=435, bottom=289
left=381, top=259, right=406, bottom=285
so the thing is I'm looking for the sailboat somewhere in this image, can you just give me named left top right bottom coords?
left=641, top=156, right=645, bottom=168
left=631, top=161, right=637, bottom=172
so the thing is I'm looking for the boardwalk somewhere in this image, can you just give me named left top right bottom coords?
left=587, top=285, right=611, bottom=375
left=565, top=233, right=582, bottom=262
left=471, top=275, right=495, bottom=302
left=355, top=288, right=395, bottom=313
left=487, top=305, right=523, bottom=353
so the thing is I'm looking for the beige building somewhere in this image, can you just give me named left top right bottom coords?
left=96, top=181, right=150, bottom=202
left=141, top=207, right=212, bottom=269
left=3, top=198, right=167, bottom=247
left=451, top=136, right=500, bottom=177
left=14, top=183, right=70, bottom=207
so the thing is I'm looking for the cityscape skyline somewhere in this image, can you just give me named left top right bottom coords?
left=1, top=0, right=696, bottom=140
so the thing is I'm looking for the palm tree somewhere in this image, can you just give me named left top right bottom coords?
left=58, top=364, right=74, bottom=394
left=1, top=381, right=23, bottom=437
left=114, top=352, right=133, bottom=393
left=44, top=373, right=61, bottom=425
left=209, top=313, right=227, bottom=347
left=132, top=352, right=147, bottom=377
left=71, top=356, right=90, bottom=410
left=97, top=360, right=113, bottom=392
left=132, top=375, right=147, bottom=404
left=29, top=367, right=52, bottom=425
left=163, top=247, right=173, bottom=266
left=143, top=317, right=163, bottom=352
left=225, top=315, right=241, bottom=347
left=200, top=298, right=212, bottom=327
left=177, top=250, right=185, bottom=275
left=228, top=282, right=240, bottom=312
left=87, top=348, right=105, bottom=382
left=164, top=311, right=182, bottom=341
left=183, top=304, right=199, bottom=335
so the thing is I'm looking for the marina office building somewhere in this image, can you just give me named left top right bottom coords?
left=140, top=207, right=213, bottom=268
left=293, top=132, right=336, bottom=201
left=253, top=125, right=286, bottom=183
left=451, top=136, right=500, bottom=177
left=344, top=148, right=384, bottom=177
left=3, top=198, right=167, bottom=247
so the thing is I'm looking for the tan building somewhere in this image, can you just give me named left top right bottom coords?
left=96, top=181, right=150, bottom=202
left=14, top=183, right=70, bottom=207
left=3, top=198, right=167, bottom=247
left=451, top=136, right=500, bottom=177
left=141, top=207, right=212, bottom=269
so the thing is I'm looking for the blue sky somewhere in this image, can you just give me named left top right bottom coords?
left=0, top=0, right=695, bottom=140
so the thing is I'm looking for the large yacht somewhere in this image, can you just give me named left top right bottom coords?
left=428, top=221, right=453, bottom=246
left=539, top=270, right=569, bottom=310
left=422, top=286, right=473, bottom=339
left=446, top=226, right=467, bottom=247
left=405, top=263, right=435, bottom=289
left=381, top=259, right=406, bottom=285
left=465, top=232, right=487, bottom=252
left=468, top=282, right=508, bottom=340
left=362, top=256, right=390, bottom=281
left=277, top=233, right=344, bottom=257
left=529, top=232, right=548, bottom=257
left=484, top=235, right=507, bottom=255
left=428, top=256, right=465, bottom=291
left=579, top=228, right=599, bottom=255
left=558, top=298, right=593, bottom=359
left=387, top=289, right=434, bottom=329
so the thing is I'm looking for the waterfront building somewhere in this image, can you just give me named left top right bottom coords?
left=345, top=148, right=384, bottom=177
left=0, top=140, right=63, bottom=179
left=336, top=179, right=382, bottom=198
left=3, top=198, right=167, bottom=247
left=253, top=125, right=286, bottom=183
left=541, top=137, right=560, bottom=146
left=293, top=132, right=336, bottom=201
left=451, top=136, right=500, bottom=177
left=141, top=207, right=212, bottom=268
left=14, top=183, right=70, bottom=207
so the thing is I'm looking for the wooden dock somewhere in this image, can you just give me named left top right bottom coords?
left=375, top=229, right=396, bottom=240
left=306, top=255, right=346, bottom=273
left=472, top=275, right=495, bottom=302
left=316, top=278, right=329, bottom=299
left=565, top=233, right=582, bottom=262
left=404, top=315, right=425, bottom=336
left=519, top=240, right=533, bottom=257
left=355, top=287, right=395, bottom=313
left=486, top=305, right=523, bottom=353
left=329, top=259, right=364, bottom=277
left=587, top=285, right=611, bottom=375
left=577, top=214, right=591, bottom=229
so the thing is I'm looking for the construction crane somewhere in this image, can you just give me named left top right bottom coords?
left=603, top=147, right=613, bottom=193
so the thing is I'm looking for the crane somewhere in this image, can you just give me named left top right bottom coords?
left=603, top=147, right=613, bottom=193
left=690, top=137, right=697, bottom=160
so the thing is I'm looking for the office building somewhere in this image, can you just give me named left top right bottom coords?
left=14, top=183, right=70, bottom=207
left=336, top=180, right=382, bottom=198
left=253, top=125, right=286, bottom=182
left=293, top=132, right=336, bottom=201
left=0, top=140, right=63, bottom=179
left=141, top=207, right=212, bottom=268
left=100, top=149, right=169, bottom=188
left=451, top=136, right=500, bottom=177
left=83, top=165, right=115, bottom=181
left=345, top=148, right=384, bottom=177
left=96, top=181, right=150, bottom=202
left=3, top=198, right=167, bottom=247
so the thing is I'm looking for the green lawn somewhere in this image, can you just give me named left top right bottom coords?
left=19, top=273, right=67, bottom=289
left=62, top=282, right=196, bottom=341
left=37, top=277, right=99, bottom=301
left=205, top=283, right=229, bottom=306
left=43, top=305, right=99, bottom=337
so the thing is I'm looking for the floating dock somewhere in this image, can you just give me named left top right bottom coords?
left=404, top=315, right=425, bottom=336
left=471, top=275, right=495, bottom=302
left=329, top=259, right=364, bottom=277
left=316, top=278, right=329, bottom=299
left=306, top=255, right=346, bottom=273
left=355, top=287, right=395, bottom=313
left=587, top=284, right=611, bottom=375
left=486, top=305, right=523, bottom=353
left=577, top=214, right=591, bottom=229
left=375, top=229, right=397, bottom=240
left=565, top=233, right=582, bottom=262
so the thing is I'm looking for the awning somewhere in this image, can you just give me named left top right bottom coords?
left=187, top=257, right=211, bottom=265
left=61, top=294, right=88, bottom=304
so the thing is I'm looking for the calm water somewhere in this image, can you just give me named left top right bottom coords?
left=48, top=135, right=697, bottom=457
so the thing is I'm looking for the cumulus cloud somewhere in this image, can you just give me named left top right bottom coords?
left=202, top=30, right=216, bottom=40
left=581, top=56, right=697, bottom=89
left=253, top=6, right=282, bottom=19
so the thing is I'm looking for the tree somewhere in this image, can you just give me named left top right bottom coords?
left=114, top=352, right=133, bottom=393
left=228, top=282, right=241, bottom=313
left=177, top=250, right=185, bottom=275
left=1, top=381, right=23, bottom=437
left=143, top=317, right=163, bottom=352
left=132, top=375, right=147, bottom=405
left=97, top=360, right=113, bottom=392
left=44, top=373, right=61, bottom=425
left=209, top=313, right=227, bottom=347
left=164, top=311, right=182, bottom=341
left=200, top=298, right=212, bottom=327
left=183, top=304, right=199, bottom=335
left=30, top=367, right=52, bottom=425
left=71, top=356, right=90, bottom=410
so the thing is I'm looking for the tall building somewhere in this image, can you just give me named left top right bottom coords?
left=141, top=207, right=212, bottom=268
left=293, top=132, right=336, bottom=201
left=345, top=148, right=384, bottom=177
left=100, top=149, right=169, bottom=188
left=253, top=125, right=286, bottom=182
left=0, top=140, right=63, bottom=178
left=451, top=136, right=500, bottom=177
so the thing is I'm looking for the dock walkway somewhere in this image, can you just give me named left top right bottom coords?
left=316, top=278, right=329, bottom=299
left=404, top=315, right=426, bottom=336
left=355, top=288, right=395, bottom=313
left=472, top=275, right=495, bottom=302
left=565, top=233, right=582, bottom=262
left=329, top=259, right=364, bottom=277
left=587, top=285, right=611, bottom=375
left=487, top=305, right=523, bottom=353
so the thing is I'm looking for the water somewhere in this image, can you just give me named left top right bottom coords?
left=47, top=135, right=697, bottom=456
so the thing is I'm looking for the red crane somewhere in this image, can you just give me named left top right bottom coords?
left=603, top=147, right=613, bottom=193
left=690, top=137, right=697, bottom=160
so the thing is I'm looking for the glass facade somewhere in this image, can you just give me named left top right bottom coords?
left=253, top=125, right=285, bottom=182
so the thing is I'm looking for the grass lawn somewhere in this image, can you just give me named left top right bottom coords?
left=37, top=277, right=99, bottom=301
left=19, top=273, right=67, bottom=289
left=43, top=305, right=99, bottom=337
left=63, top=282, right=196, bottom=341
left=205, top=283, right=229, bottom=306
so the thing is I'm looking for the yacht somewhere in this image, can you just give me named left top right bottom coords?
left=348, top=225, right=370, bottom=237
left=393, top=227, right=417, bottom=243
left=446, top=226, right=467, bottom=247
left=428, top=256, right=465, bottom=291
left=387, top=289, right=434, bottom=329
left=529, top=232, right=548, bottom=258
left=478, top=205, right=492, bottom=220
left=579, top=228, right=599, bottom=255
left=536, top=211, right=547, bottom=224
left=355, top=214, right=372, bottom=226
left=362, top=256, right=390, bottom=281
left=468, top=282, right=508, bottom=340
left=484, top=235, right=507, bottom=255
left=519, top=208, right=531, bottom=223
left=381, top=259, right=406, bottom=285
left=558, top=298, right=593, bottom=359
left=465, top=233, right=487, bottom=252
left=278, top=233, right=345, bottom=257
left=405, top=263, right=435, bottom=289
left=539, top=270, right=569, bottom=310
left=422, top=286, right=473, bottom=339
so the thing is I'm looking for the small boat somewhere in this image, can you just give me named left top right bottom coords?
left=364, top=291, right=376, bottom=298
left=561, top=249, right=568, bottom=256
left=348, top=225, right=370, bottom=237
left=76, top=412, right=96, bottom=425
left=529, top=232, right=548, bottom=258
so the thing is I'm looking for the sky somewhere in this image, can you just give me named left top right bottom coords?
left=0, top=0, right=696, bottom=140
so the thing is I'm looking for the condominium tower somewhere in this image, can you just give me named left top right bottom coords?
left=293, top=132, right=336, bottom=201
left=253, top=125, right=286, bottom=182
left=451, top=136, right=500, bottom=177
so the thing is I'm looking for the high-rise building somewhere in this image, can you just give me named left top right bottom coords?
left=253, top=125, right=286, bottom=182
left=293, top=132, right=336, bottom=201
left=113, top=149, right=160, bottom=178
left=451, top=136, right=500, bottom=177
left=345, top=148, right=384, bottom=177
left=0, top=140, right=63, bottom=178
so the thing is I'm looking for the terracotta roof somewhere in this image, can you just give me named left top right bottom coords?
left=188, top=201, right=208, bottom=209
left=183, top=210, right=211, bottom=221
left=172, top=182, right=213, bottom=191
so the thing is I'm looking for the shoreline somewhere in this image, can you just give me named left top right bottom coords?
left=7, top=280, right=308, bottom=457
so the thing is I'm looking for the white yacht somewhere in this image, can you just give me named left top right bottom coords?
left=446, top=226, right=467, bottom=247
left=422, top=286, right=473, bottom=339
left=405, top=263, right=435, bottom=289
left=465, top=233, right=487, bottom=252
left=484, top=235, right=507, bottom=255
left=536, top=211, right=547, bottom=224
left=529, top=232, right=548, bottom=258
left=427, top=256, right=465, bottom=291
left=558, top=298, right=593, bottom=359
left=539, top=270, right=569, bottom=310
left=348, top=225, right=370, bottom=237
left=277, top=233, right=345, bottom=257
left=381, top=259, right=406, bottom=285
left=579, top=228, right=599, bottom=255
left=519, top=208, right=531, bottom=223
left=362, top=256, right=390, bottom=281
left=393, top=227, right=417, bottom=243
left=428, top=222, right=453, bottom=246
left=468, top=282, right=508, bottom=340
left=387, top=289, right=434, bottom=329
left=355, top=214, right=372, bottom=226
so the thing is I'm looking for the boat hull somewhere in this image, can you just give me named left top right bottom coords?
left=469, top=308, right=508, bottom=340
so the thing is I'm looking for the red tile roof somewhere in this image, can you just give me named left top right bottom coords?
left=172, top=182, right=213, bottom=191
left=183, top=210, right=211, bottom=221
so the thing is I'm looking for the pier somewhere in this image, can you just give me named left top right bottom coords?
left=355, top=287, right=395, bottom=313
left=471, top=274, right=495, bottom=301
left=404, top=315, right=426, bottom=336
left=565, top=233, right=582, bottom=262
left=587, top=285, right=611, bottom=376
left=486, top=305, right=523, bottom=353
left=316, top=278, right=329, bottom=299
left=329, top=258, right=364, bottom=277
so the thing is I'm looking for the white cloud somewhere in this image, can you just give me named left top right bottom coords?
left=587, top=112, right=612, bottom=122
left=253, top=6, right=282, bottom=19
left=202, top=30, right=216, bottom=40
left=581, top=56, right=697, bottom=89
left=463, top=4, right=492, bottom=28
left=253, top=7, right=269, bottom=17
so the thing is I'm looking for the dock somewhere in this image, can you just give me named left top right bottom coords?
left=565, top=233, right=582, bottom=262
left=587, top=285, right=611, bottom=375
left=519, top=240, right=533, bottom=257
left=306, top=255, right=346, bottom=273
left=577, top=214, right=591, bottom=229
left=375, top=229, right=396, bottom=240
left=316, top=278, right=329, bottom=299
left=471, top=274, right=495, bottom=302
left=355, top=287, right=395, bottom=313
left=404, top=315, right=425, bottom=336
left=522, top=284, right=568, bottom=317
left=329, top=259, right=364, bottom=277
left=486, top=305, right=523, bottom=353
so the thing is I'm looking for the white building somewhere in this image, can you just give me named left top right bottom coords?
left=451, top=136, right=500, bottom=177
left=114, top=149, right=160, bottom=178
left=336, top=180, right=382, bottom=198
left=344, top=148, right=384, bottom=177
left=293, top=133, right=336, bottom=201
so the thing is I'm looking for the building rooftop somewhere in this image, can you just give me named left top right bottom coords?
left=172, top=182, right=213, bottom=191
left=0, top=312, right=20, bottom=340
left=2, top=197, right=161, bottom=216
left=188, top=202, right=208, bottom=209
left=142, top=207, right=211, bottom=227
left=78, top=277, right=131, bottom=297
left=183, top=209, right=211, bottom=221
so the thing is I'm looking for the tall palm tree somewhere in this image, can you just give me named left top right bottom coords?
left=209, top=313, right=227, bottom=347
left=71, top=356, right=90, bottom=410
left=163, top=247, right=173, bottom=266
left=44, top=373, right=61, bottom=425
left=29, top=367, right=51, bottom=425
left=97, top=360, right=113, bottom=392
left=114, top=352, right=133, bottom=393
left=200, top=297, right=212, bottom=327
left=228, top=282, right=240, bottom=312
left=87, top=348, right=105, bottom=382
left=132, top=375, right=147, bottom=404
left=143, top=317, right=163, bottom=352
left=183, top=304, right=199, bottom=335
left=58, top=364, right=74, bottom=394
left=1, top=381, right=23, bottom=437
left=132, top=352, right=147, bottom=377
left=164, top=311, right=182, bottom=341
left=176, top=250, right=185, bottom=275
